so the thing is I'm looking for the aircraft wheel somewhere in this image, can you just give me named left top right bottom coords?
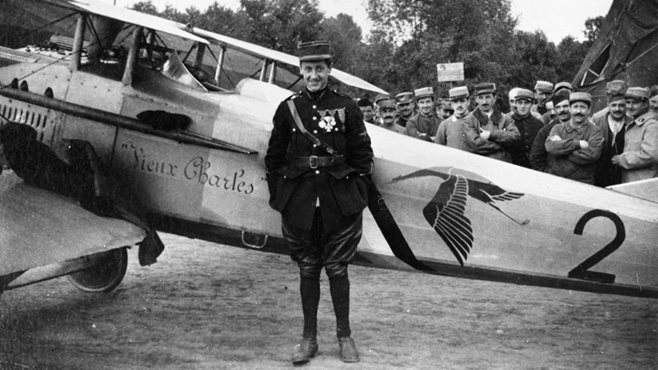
left=67, top=248, right=128, bottom=293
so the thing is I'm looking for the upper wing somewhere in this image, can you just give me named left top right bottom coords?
left=184, top=27, right=388, bottom=95
left=0, top=172, right=146, bottom=276
left=422, top=174, right=474, bottom=266
left=66, top=0, right=209, bottom=44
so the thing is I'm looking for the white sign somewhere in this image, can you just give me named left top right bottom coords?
left=437, top=62, right=464, bottom=82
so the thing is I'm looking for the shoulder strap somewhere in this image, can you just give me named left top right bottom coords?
left=287, top=100, right=337, bottom=155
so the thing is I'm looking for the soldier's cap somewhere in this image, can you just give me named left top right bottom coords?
left=534, top=80, right=554, bottom=94
left=378, top=98, right=397, bottom=110
left=373, top=93, right=390, bottom=105
left=553, top=82, right=573, bottom=94
left=357, top=98, right=373, bottom=107
left=650, top=86, right=658, bottom=98
left=448, top=86, right=469, bottom=101
left=297, top=41, right=332, bottom=62
left=395, top=92, right=414, bottom=104
left=552, top=89, right=571, bottom=106
left=414, top=87, right=434, bottom=100
left=625, top=87, right=650, bottom=101
left=606, top=80, right=628, bottom=102
left=569, top=92, right=592, bottom=106
left=514, top=89, right=534, bottom=103
left=474, top=82, right=496, bottom=96
left=508, top=87, right=521, bottom=100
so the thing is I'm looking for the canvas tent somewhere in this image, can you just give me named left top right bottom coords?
left=573, top=0, right=658, bottom=113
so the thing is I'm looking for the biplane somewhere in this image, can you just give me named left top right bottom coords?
left=0, top=0, right=656, bottom=300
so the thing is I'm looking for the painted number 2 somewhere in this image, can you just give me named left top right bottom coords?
left=569, top=209, right=625, bottom=284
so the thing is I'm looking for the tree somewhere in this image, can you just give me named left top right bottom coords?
left=239, top=0, right=324, bottom=53
left=584, top=16, right=605, bottom=46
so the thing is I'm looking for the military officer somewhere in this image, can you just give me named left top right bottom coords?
left=265, top=41, right=373, bottom=364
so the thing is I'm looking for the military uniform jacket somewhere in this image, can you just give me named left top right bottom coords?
left=617, top=111, right=658, bottom=183
left=435, top=115, right=471, bottom=152
left=462, top=108, right=520, bottom=162
left=265, top=87, right=374, bottom=231
left=545, top=121, right=604, bottom=184
left=509, top=112, right=544, bottom=168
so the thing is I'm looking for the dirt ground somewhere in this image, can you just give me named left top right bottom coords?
left=1, top=233, right=656, bottom=370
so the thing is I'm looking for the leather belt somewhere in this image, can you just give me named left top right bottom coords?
left=291, top=155, right=345, bottom=169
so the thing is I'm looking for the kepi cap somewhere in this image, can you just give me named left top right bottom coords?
left=374, top=93, right=390, bottom=105
left=449, top=86, right=469, bottom=100
left=395, top=92, right=414, bottom=104
left=414, top=87, right=434, bottom=100
left=298, top=41, right=332, bottom=62
left=378, top=98, right=396, bottom=110
left=606, top=80, right=627, bottom=103
left=553, top=82, right=573, bottom=94
left=474, top=82, right=496, bottom=96
left=515, top=89, right=534, bottom=102
left=625, top=87, right=650, bottom=101
left=569, top=92, right=592, bottom=106
left=534, top=81, right=554, bottom=93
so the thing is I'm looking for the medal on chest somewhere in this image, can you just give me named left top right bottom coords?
left=317, top=108, right=346, bottom=133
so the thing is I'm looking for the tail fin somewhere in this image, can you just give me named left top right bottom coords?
left=608, top=178, right=658, bottom=203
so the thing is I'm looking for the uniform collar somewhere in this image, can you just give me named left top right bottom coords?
left=303, top=86, right=328, bottom=101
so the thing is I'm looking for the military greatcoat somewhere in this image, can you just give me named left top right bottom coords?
left=265, top=87, right=374, bottom=232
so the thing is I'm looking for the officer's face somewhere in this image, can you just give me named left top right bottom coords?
left=508, top=95, right=517, bottom=113
left=452, top=98, right=469, bottom=117
left=625, top=98, right=648, bottom=119
left=515, top=99, right=532, bottom=116
left=650, top=95, right=658, bottom=115
left=300, top=60, right=331, bottom=92
left=380, top=107, right=396, bottom=124
left=360, top=105, right=374, bottom=122
left=417, top=97, right=434, bottom=116
left=554, top=100, right=571, bottom=122
left=608, top=100, right=627, bottom=121
left=569, top=102, right=590, bottom=125
left=475, top=93, right=495, bottom=113
left=397, top=101, right=414, bottom=117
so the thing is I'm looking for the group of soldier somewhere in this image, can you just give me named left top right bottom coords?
left=358, top=80, right=658, bottom=187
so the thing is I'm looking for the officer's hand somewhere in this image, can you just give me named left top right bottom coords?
left=579, top=140, right=589, bottom=149
left=479, top=130, right=491, bottom=141
left=611, top=155, right=620, bottom=165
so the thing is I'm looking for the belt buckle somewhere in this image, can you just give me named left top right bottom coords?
left=309, top=155, right=318, bottom=169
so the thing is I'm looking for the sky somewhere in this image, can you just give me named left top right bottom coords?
left=101, top=0, right=614, bottom=44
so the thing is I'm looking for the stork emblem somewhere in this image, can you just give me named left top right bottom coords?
left=392, top=167, right=529, bottom=266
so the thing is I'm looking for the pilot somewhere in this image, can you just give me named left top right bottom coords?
left=545, top=92, right=604, bottom=184
left=405, top=86, right=441, bottom=142
left=435, top=85, right=471, bottom=151
left=264, top=40, right=373, bottom=365
left=394, top=91, right=415, bottom=128
left=612, top=87, right=658, bottom=183
left=461, top=82, right=520, bottom=162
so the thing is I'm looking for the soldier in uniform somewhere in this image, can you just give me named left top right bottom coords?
left=405, top=86, right=441, bottom=142
left=509, top=89, right=544, bottom=168
left=435, top=85, right=471, bottom=151
left=394, top=91, right=415, bottom=128
left=265, top=41, right=373, bottom=364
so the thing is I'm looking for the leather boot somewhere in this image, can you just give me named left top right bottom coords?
left=338, top=336, right=359, bottom=363
left=291, top=338, right=319, bottom=364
